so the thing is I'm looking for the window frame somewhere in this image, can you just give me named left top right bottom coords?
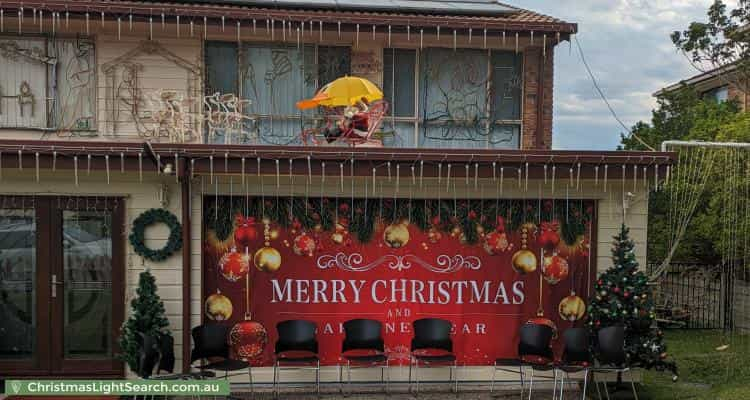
left=382, top=47, right=524, bottom=149
left=0, top=34, right=97, bottom=133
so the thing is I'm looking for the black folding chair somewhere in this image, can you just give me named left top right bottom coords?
left=190, top=324, right=251, bottom=396
left=517, top=323, right=555, bottom=400
left=555, top=327, right=592, bottom=400
left=409, top=318, right=458, bottom=394
left=340, top=319, right=389, bottom=396
left=273, top=320, right=320, bottom=398
left=591, top=325, right=638, bottom=400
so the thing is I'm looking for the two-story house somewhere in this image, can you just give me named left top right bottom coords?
left=0, top=0, right=673, bottom=388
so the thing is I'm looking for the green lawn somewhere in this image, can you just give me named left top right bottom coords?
left=637, top=330, right=750, bottom=400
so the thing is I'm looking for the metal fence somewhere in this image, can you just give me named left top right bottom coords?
left=648, top=263, right=724, bottom=330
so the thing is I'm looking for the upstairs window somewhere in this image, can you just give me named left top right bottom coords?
left=0, top=37, right=96, bottom=132
left=204, top=41, right=350, bottom=145
left=383, top=47, right=522, bottom=149
left=703, top=86, right=729, bottom=103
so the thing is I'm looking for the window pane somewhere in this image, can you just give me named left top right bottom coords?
left=381, top=119, right=416, bottom=147
left=240, top=44, right=315, bottom=145
left=491, top=51, right=522, bottom=120
left=62, top=211, right=113, bottom=359
left=0, top=38, right=49, bottom=129
left=317, top=46, right=351, bottom=88
left=205, top=41, right=238, bottom=96
left=419, top=48, right=491, bottom=148
left=0, top=207, right=36, bottom=360
left=50, top=39, right=96, bottom=132
left=383, top=49, right=416, bottom=117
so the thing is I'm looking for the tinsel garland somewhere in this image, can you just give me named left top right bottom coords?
left=204, top=197, right=593, bottom=245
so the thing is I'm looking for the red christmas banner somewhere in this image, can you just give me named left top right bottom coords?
left=203, top=197, right=594, bottom=366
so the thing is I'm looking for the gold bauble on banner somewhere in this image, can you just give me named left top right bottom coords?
left=559, top=293, right=586, bottom=322
left=384, top=222, right=410, bottom=248
left=512, top=249, right=537, bottom=274
left=254, top=246, right=282, bottom=272
left=204, top=291, right=233, bottom=321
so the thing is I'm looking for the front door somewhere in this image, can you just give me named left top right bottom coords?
left=0, top=196, right=124, bottom=376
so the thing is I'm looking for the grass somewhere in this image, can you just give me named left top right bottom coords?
left=637, top=330, right=750, bottom=400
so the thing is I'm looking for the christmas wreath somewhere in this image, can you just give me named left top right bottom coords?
left=129, top=208, right=183, bottom=262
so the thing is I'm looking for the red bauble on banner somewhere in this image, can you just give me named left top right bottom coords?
left=537, top=221, right=561, bottom=250
left=229, top=318, right=269, bottom=360
left=543, top=254, right=569, bottom=285
left=293, top=232, right=316, bottom=256
left=559, top=293, right=586, bottom=322
left=234, top=216, right=259, bottom=249
left=484, top=231, right=513, bottom=255
left=219, top=247, right=250, bottom=282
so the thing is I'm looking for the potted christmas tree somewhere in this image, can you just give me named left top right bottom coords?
left=118, top=269, right=173, bottom=378
left=587, top=224, right=678, bottom=378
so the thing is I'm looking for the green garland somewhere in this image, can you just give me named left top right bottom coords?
left=129, top=209, right=183, bottom=262
left=204, top=196, right=594, bottom=245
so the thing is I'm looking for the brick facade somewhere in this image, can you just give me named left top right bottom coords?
left=522, top=47, right=555, bottom=150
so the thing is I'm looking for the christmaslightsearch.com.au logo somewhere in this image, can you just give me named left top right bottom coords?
left=4, top=379, right=230, bottom=396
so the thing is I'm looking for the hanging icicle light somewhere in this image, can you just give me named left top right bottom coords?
left=483, top=28, right=487, bottom=49
left=468, top=27, right=472, bottom=43
left=149, top=16, right=153, bottom=40
left=253, top=19, right=256, bottom=34
left=420, top=28, right=423, bottom=49
left=65, top=11, right=69, bottom=29
left=319, top=21, right=323, bottom=41
left=38, top=10, right=42, bottom=33
left=407, top=25, right=411, bottom=41
left=282, top=20, right=286, bottom=41
left=543, top=34, right=547, bottom=58
left=388, top=25, right=392, bottom=47
left=502, top=31, right=506, bottom=46
left=515, top=32, right=519, bottom=53
left=1, top=9, right=4, bottom=33
left=101, top=11, right=105, bottom=28
left=355, top=24, right=359, bottom=48
left=190, top=19, right=194, bottom=37
left=437, top=25, right=441, bottom=41
left=117, top=17, right=121, bottom=40
left=34, top=153, right=39, bottom=183
left=372, top=24, right=376, bottom=40
left=530, top=30, right=534, bottom=45
left=18, top=7, right=23, bottom=34
left=128, top=13, right=133, bottom=31
left=203, top=16, right=208, bottom=39
left=453, top=29, right=457, bottom=51
left=337, top=20, right=341, bottom=38
left=176, top=15, right=181, bottom=37
left=237, top=20, right=241, bottom=43
left=161, top=12, right=165, bottom=30
left=107, top=155, right=112, bottom=185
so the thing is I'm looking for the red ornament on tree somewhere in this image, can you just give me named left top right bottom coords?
left=234, top=216, right=258, bottom=249
left=219, top=247, right=250, bottom=282
left=537, top=221, right=560, bottom=250
left=542, top=254, right=569, bottom=285
left=293, top=232, right=316, bottom=257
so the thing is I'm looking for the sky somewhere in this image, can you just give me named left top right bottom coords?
left=518, top=0, right=722, bottom=150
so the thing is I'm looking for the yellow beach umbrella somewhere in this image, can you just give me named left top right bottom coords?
left=296, top=76, right=383, bottom=110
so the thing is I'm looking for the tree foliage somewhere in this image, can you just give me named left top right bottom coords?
left=621, top=87, right=745, bottom=265
left=671, top=0, right=750, bottom=95
left=587, top=225, right=677, bottom=375
left=118, top=270, right=172, bottom=375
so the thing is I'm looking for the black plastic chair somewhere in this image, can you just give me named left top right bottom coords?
left=591, top=325, right=638, bottom=400
left=555, top=327, right=592, bottom=400
left=273, top=320, right=320, bottom=398
left=340, top=319, right=389, bottom=395
left=409, top=318, right=458, bottom=394
left=190, top=324, right=251, bottom=395
left=518, top=323, right=555, bottom=400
